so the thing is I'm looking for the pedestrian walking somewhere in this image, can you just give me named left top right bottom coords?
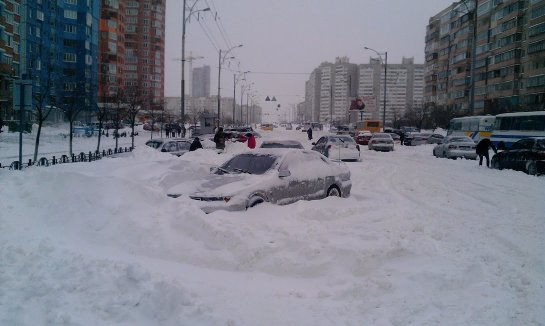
left=181, top=125, right=186, bottom=138
left=400, top=132, right=405, bottom=146
left=189, top=137, right=203, bottom=151
left=0, top=117, right=4, bottom=133
left=214, top=127, right=226, bottom=150
left=476, top=138, right=497, bottom=167
left=307, top=127, right=313, bottom=141
left=246, top=133, right=256, bottom=149
left=165, top=125, right=171, bottom=138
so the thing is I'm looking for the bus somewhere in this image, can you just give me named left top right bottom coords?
left=490, top=111, right=545, bottom=149
left=354, top=120, right=381, bottom=133
left=447, top=116, right=495, bottom=143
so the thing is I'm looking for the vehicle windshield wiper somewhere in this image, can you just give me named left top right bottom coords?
left=217, top=167, right=230, bottom=174
left=233, top=168, right=252, bottom=174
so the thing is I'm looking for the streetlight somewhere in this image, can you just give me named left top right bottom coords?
left=218, top=44, right=243, bottom=125
left=364, top=46, right=388, bottom=130
left=233, top=70, right=249, bottom=124
left=181, top=0, right=210, bottom=126
left=240, top=82, right=254, bottom=125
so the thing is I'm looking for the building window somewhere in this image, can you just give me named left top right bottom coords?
left=527, top=74, right=545, bottom=88
left=65, top=0, right=77, bottom=4
left=528, top=22, right=545, bottom=38
left=531, top=5, right=545, bottom=19
left=528, top=40, right=545, bottom=54
left=64, top=53, right=77, bottom=62
left=64, top=9, right=77, bottom=19
left=37, top=10, right=44, bottom=21
left=64, top=24, right=77, bottom=33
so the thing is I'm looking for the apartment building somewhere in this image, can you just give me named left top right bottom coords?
left=0, top=0, right=21, bottom=119
left=123, top=0, right=165, bottom=106
left=98, top=0, right=125, bottom=100
left=424, top=0, right=545, bottom=115
left=192, top=65, right=210, bottom=98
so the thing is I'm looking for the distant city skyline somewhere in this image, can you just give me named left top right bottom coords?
left=164, top=0, right=455, bottom=119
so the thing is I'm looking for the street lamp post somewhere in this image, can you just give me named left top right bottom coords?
left=240, top=83, right=253, bottom=125
left=181, top=0, right=209, bottom=127
left=233, top=70, right=249, bottom=125
left=218, top=44, right=243, bottom=126
left=364, top=46, right=388, bottom=130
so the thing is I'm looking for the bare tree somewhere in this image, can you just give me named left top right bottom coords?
left=108, top=89, right=125, bottom=151
left=32, top=68, right=58, bottom=162
left=124, top=84, right=143, bottom=149
left=62, top=83, right=85, bottom=156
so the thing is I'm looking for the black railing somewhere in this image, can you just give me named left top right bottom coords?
left=0, top=147, right=134, bottom=170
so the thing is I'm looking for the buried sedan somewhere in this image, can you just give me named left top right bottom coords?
left=433, top=136, right=477, bottom=160
left=175, top=149, right=351, bottom=213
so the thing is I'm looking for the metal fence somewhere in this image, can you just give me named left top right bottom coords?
left=0, top=147, right=134, bottom=170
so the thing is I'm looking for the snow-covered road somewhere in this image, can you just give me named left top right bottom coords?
left=1, top=127, right=544, bottom=325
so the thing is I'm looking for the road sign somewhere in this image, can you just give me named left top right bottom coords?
left=13, top=80, right=33, bottom=111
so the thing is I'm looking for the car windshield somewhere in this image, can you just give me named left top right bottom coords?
left=261, top=142, right=303, bottom=149
left=220, top=154, right=278, bottom=175
left=145, top=140, right=163, bottom=149
left=330, top=136, right=355, bottom=143
left=449, top=137, right=473, bottom=143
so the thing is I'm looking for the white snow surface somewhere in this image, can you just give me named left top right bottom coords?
left=1, top=127, right=544, bottom=325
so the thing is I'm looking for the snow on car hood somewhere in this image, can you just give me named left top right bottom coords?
left=190, top=172, right=276, bottom=197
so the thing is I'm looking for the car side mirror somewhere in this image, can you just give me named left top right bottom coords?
left=278, top=170, right=291, bottom=178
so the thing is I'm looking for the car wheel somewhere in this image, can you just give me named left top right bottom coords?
left=327, top=186, right=341, bottom=197
left=248, top=195, right=265, bottom=208
left=527, top=161, right=537, bottom=176
left=492, top=158, right=502, bottom=170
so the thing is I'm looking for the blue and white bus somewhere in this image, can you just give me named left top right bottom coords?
left=447, top=116, right=495, bottom=143
left=491, top=111, right=545, bottom=149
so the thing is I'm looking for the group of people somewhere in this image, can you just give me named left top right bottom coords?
left=188, top=127, right=256, bottom=153
left=165, top=124, right=186, bottom=138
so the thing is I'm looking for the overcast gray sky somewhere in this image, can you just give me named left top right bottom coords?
left=164, top=0, right=455, bottom=116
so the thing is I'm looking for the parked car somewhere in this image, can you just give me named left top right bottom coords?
left=427, top=134, right=445, bottom=144
left=354, top=131, right=373, bottom=145
left=145, top=139, right=192, bottom=156
left=311, top=135, right=360, bottom=161
left=260, top=123, right=274, bottom=131
left=491, top=138, right=545, bottom=175
left=260, top=140, right=304, bottom=149
left=368, top=133, right=395, bottom=151
left=177, top=149, right=351, bottom=213
left=411, top=133, right=433, bottom=146
left=432, top=136, right=477, bottom=160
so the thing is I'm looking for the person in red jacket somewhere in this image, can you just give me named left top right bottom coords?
left=246, top=133, right=256, bottom=149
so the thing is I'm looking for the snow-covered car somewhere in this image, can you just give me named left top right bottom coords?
left=181, top=149, right=351, bottom=213
left=410, top=133, right=433, bottom=146
left=311, top=135, right=360, bottom=161
left=491, top=137, right=545, bottom=175
left=354, top=131, right=373, bottom=145
left=260, top=140, right=304, bottom=149
left=368, top=133, right=395, bottom=151
left=427, top=133, right=445, bottom=144
left=433, top=136, right=477, bottom=160
left=145, top=139, right=192, bottom=156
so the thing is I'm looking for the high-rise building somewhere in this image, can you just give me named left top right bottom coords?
left=358, top=57, right=424, bottom=126
left=305, top=57, right=423, bottom=127
left=123, top=0, right=165, bottom=107
left=0, top=0, right=21, bottom=119
left=98, top=0, right=126, bottom=101
left=2, top=0, right=99, bottom=121
left=424, top=0, right=545, bottom=115
left=192, top=65, right=210, bottom=98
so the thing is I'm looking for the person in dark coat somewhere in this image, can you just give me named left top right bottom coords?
left=246, top=133, right=256, bottom=149
left=189, top=137, right=203, bottom=151
left=214, top=127, right=226, bottom=150
left=307, top=127, right=313, bottom=140
left=399, top=132, right=405, bottom=146
left=0, top=117, right=4, bottom=133
left=476, top=138, right=497, bottom=167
